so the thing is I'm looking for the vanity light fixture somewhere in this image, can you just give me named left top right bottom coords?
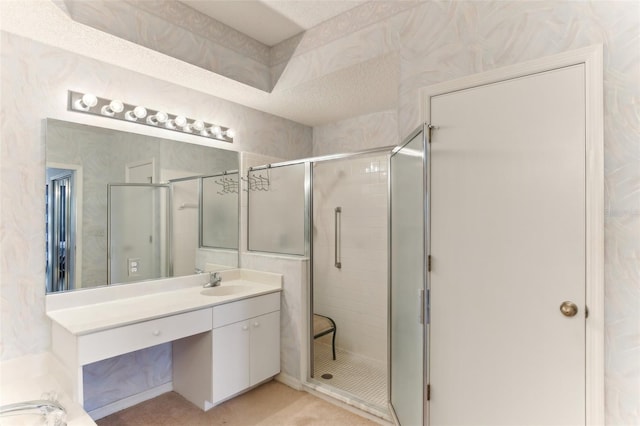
left=67, top=90, right=234, bottom=143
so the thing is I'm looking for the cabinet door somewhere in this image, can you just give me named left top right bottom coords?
left=212, top=320, right=250, bottom=403
left=249, top=311, right=280, bottom=385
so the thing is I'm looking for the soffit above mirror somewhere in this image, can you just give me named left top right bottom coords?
left=3, top=0, right=414, bottom=126
left=179, top=0, right=368, bottom=47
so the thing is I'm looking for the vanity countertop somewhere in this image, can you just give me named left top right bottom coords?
left=46, top=269, right=282, bottom=336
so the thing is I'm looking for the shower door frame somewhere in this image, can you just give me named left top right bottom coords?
left=388, top=124, right=430, bottom=426
left=246, top=147, right=397, bottom=412
left=305, top=146, right=395, bottom=414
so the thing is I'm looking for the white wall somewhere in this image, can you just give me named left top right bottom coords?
left=312, top=110, right=399, bottom=156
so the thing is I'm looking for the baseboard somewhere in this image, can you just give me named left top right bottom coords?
left=88, top=382, right=173, bottom=420
left=274, top=372, right=302, bottom=390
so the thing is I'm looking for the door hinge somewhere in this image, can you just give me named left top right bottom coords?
left=427, top=255, right=432, bottom=272
left=427, top=384, right=431, bottom=401
left=426, top=123, right=435, bottom=143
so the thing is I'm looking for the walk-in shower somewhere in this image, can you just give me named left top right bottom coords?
left=246, top=147, right=394, bottom=419
left=311, top=151, right=391, bottom=416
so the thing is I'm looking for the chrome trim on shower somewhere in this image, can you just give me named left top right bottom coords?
left=167, top=170, right=239, bottom=184
left=387, top=123, right=430, bottom=426
left=334, top=207, right=342, bottom=269
left=249, top=145, right=397, bottom=172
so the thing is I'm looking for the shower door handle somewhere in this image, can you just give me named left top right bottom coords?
left=334, top=207, right=342, bottom=269
left=418, top=288, right=425, bottom=324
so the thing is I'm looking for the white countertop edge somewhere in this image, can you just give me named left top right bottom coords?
left=46, top=268, right=283, bottom=336
left=47, top=285, right=282, bottom=336
left=46, top=268, right=283, bottom=312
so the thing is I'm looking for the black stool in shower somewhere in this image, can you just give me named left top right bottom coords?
left=313, top=314, right=337, bottom=360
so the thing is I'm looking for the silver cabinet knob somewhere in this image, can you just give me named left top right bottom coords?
left=559, top=301, right=578, bottom=317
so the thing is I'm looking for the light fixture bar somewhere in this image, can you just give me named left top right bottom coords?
left=67, top=91, right=234, bottom=143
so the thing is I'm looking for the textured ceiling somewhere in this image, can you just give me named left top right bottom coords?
left=180, top=0, right=367, bottom=46
left=0, top=0, right=398, bottom=127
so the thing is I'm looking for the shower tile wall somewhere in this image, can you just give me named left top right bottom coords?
left=313, top=155, right=388, bottom=363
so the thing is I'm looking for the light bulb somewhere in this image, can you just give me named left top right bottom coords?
left=125, top=106, right=147, bottom=121
left=74, top=93, right=98, bottom=111
left=175, top=116, right=187, bottom=127
left=224, top=128, right=235, bottom=139
left=208, top=126, right=222, bottom=137
left=185, top=120, right=205, bottom=133
left=166, top=115, right=187, bottom=129
left=101, top=99, right=124, bottom=116
left=147, top=111, right=168, bottom=125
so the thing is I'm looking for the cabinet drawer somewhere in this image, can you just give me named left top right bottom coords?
left=78, top=308, right=212, bottom=365
left=212, top=292, right=280, bottom=329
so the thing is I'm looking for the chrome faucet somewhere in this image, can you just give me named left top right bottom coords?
left=0, top=400, right=66, bottom=425
left=203, top=272, right=222, bottom=288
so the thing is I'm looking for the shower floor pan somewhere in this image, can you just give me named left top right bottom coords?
left=313, top=342, right=387, bottom=411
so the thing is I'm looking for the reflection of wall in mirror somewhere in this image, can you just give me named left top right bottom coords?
left=46, top=123, right=112, bottom=289
left=165, top=170, right=199, bottom=277
left=108, top=184, right=169, bottom=284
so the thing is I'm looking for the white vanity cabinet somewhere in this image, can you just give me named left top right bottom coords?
left=211, top=310, right=280, bottom=403
left=173, top=292, right=281, bottom=409
left=46, top=269, right=283, bottom=416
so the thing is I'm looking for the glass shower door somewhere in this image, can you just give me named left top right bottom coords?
left=389, top=127, right=428, bottom=425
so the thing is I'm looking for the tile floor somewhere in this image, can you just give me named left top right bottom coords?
left=313, top=342, right=387, bottom=410
left=96, top=380, right=378, bottom=426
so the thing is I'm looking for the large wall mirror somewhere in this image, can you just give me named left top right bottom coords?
left=45, top=119, right=239, bottom=293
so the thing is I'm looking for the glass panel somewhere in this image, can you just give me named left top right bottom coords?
left=311, top=154, right=389, bottom=412
left=108, top=185, right=169, bottom=284
left=390, top=130, right=426, bottom=425
left=171, top=178, right=199, bottom=276
left=248, top=163, right=306, bottom=255
left=201, top=173, right=239, bottom=249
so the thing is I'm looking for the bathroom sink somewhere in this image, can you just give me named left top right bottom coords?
left=200, top=285, right=250, bottom=297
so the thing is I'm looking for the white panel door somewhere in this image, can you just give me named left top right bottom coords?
left=429, top=65, right=586, bottom=425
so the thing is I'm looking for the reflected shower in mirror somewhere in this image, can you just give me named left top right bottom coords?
left=201, top=172, right=239, bottom=250
left=45, top=119, right=239, bottom=293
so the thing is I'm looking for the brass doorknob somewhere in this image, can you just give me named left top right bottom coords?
left=560, top=301, right=578, bottom=317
